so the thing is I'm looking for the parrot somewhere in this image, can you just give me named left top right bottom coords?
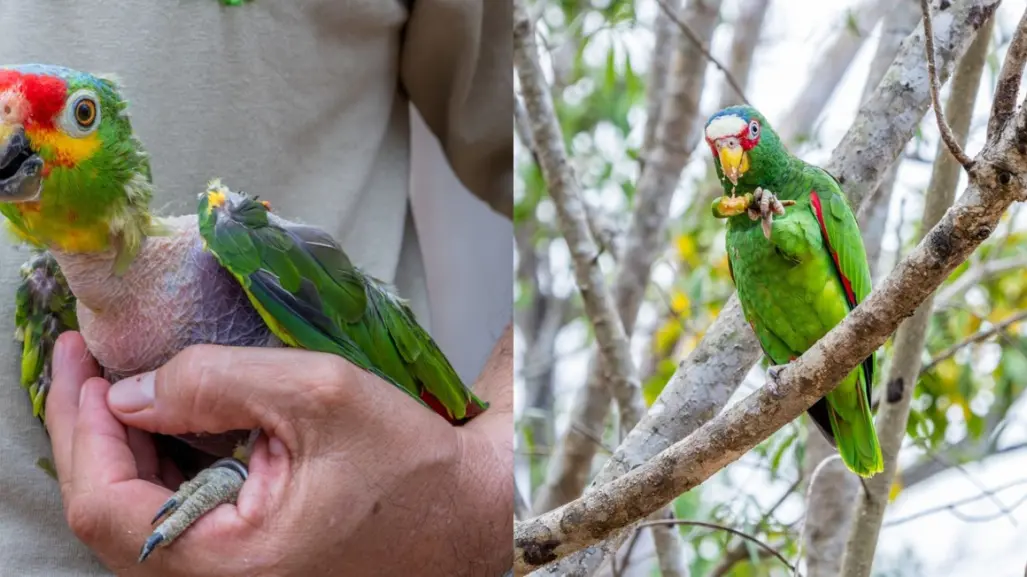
left=703, top=104, right=884, bottom=478
left=0, top=64, right=488, bottom=562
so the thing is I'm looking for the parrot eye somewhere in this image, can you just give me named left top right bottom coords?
left=58, top=89, right=101, bottom=137
left=74, top=99, right=96, bottom=128
left=748, top=120, right=760, bottom=139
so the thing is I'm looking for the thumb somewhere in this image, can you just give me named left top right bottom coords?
left=106, top=344, right=360, bottom=440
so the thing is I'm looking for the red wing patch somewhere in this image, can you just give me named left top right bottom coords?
left=419, top=388, right=485, bottom=426
left=809, top=191, right=858, bottom=309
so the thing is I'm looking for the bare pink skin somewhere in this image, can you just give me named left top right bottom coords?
left=51, top=214, right=277, bottom=457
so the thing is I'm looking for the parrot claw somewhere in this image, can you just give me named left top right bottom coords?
left=748, top=187, right=787, bottom=240
left=138, top=458, right=248, bottom=563
left=766, top=364, right=788, bottom=397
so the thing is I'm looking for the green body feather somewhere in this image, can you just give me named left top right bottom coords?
left=196, top=181, right=488, bottom=423
left=710, top=105, right=883, bottom=477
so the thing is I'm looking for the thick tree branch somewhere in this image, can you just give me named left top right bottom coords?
left=857, top=0, right=924, bottom=281
left=921, top=0, right=976, bottom=169
left=513, top=0, right=641, bottom=452
left=839, top=16, right=994, bottom=576
left=531, top=0, right=723, bottom=515
left=515, top=9, right=1013, bottom=574
left=525, top=1, right=1001, bottom=574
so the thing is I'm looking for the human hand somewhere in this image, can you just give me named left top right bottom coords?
left=46, top=330, right=512, bottom=576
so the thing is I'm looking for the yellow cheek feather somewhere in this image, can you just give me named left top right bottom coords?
left=7, top=128, right=110, bottom=253
left=25, top=127, right=102, bottom=168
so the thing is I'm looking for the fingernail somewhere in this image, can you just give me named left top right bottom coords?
left=78, top=380, right=90, bottom=408
left=268, top=437, right=288, bottom=458
left=53, top=333, right=76, bottom=370
left=108, top=372, right=155, bottom=413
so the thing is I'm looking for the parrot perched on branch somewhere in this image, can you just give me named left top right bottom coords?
left=0, top=64, right=488, bottom=561
left=704, top=104, right=884, bottom=478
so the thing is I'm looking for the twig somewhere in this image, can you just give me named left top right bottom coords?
left=920, top=309, right=1027, bottom=373
left=883, top=478, right=1027, bottom=527
left=512, top=0, right=641, bottom=436
left=614, top=518, right=795, bottom=577
left=921, top=0, right=976, bottom=169
left=653, top=0, right=750, bottom=106
left=710, top=477, right=802, bottom=577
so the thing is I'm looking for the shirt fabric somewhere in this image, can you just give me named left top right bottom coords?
left=0, top=0, right=512, bottom=574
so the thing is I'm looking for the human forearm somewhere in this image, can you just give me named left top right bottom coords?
left=448, top=322, right=514, bottom=575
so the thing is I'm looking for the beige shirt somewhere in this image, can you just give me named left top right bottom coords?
left=0, top=1, right=512, bottom=574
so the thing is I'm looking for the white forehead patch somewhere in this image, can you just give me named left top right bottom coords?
left=705, top=115, right=747, bottom=140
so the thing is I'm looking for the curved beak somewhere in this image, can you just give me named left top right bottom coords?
left=0, top=124, right=43, bottom=202
left=715, top=137, right=748, bottom=186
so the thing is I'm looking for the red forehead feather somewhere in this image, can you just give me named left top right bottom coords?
left=0, top=70, right=67, bottom=128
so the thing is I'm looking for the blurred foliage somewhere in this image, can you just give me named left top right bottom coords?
left=514, top=1, right=1027, bottom=575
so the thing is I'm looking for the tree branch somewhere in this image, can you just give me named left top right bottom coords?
left=839, top=15, right=994, bottom=576
left=922, top=0, right=976, bottom=169
left=654, top=0, right=750, bottom=106
left=920, top=308, right=1027, bottom=374
left=515, top=20, right=1017, bottom=577
left=616, top=519, right=794, bottom=577
left=513, top=0, right=641, bottom=453
left=524, top=1, right=1001, bottom=574
left=987, top=7, right=1027, bottom=142
left=882, top=478, right=1027, bottom=527
left=531, top=0, right=723, bottom=515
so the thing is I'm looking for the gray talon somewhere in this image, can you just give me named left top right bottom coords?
left=138, top=458, right=248, bottom=563
left=766, top=364, right=787, bottom=396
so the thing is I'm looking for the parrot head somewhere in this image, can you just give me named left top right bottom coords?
left=704, top=105, right=785, bottom=189
left=0, top=64, right=154, bottom=268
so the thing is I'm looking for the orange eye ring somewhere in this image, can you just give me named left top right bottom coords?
left=74, top=98, right=97, bottom=128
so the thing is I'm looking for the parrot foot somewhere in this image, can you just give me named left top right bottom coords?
left=747, top=187, right=787, bottom=240
left=766, top=364, right=788, bottom=396
left=138, top=458, right=247, bottom=563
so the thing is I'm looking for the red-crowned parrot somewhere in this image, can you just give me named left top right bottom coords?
left=704, top=104, right=883, bottom=478
left=0, top=64, right=487, bottom=561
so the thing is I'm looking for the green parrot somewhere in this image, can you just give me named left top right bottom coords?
left=704, top=104, right=883, bottom=478
left=0, top=64, right=488, bottom=561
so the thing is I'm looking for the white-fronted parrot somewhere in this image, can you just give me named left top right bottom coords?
left=704, top=104, right=883, bottom=478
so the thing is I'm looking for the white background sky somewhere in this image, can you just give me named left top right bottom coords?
left=515, top=0, right=1027, bottom=575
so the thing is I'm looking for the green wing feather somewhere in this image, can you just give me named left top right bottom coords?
left=14, top=250, right=79, bottom=420
left=196, top=182, right=488, bottom=424
left=808, top=168, right=883, bottom=476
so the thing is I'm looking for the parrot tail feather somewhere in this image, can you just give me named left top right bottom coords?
left=826, top=390, right=883, bottom=478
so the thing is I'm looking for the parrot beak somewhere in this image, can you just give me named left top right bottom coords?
left=0, top=124, right=43, bottom=202
left=715, top=137, right=748, bottom=186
